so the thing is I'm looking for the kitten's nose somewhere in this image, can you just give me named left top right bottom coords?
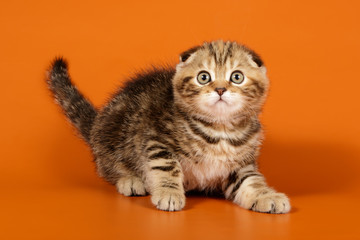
left=215, top=87, right=227, bottom=96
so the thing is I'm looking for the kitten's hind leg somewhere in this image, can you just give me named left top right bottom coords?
left=116, top=176, right=147, bottom=196
left=223, top=164, right=291, bottom=214
left=95, top=157, right=146, bottom=196
left=145, top=145, right=185, bottom=211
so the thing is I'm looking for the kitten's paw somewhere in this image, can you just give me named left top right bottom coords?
left=151, top=189, right=186, bottom=211
left=249, top=192, right=291, bottom=214
left=116, top=176, right=146, bottom=196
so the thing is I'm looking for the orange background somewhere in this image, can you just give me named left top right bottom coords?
left=1, top=0, right=360, bottom=239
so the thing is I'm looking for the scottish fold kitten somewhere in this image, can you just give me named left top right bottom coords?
left=47, top=40, right=290, bottom=213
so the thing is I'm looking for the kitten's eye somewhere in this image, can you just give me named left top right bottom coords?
left=230, top=71, right=245, bottom=84
left=197, top=71, right=211, bottom=85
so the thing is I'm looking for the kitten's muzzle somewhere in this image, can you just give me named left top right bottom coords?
left=215, top=87, right=227, bottom=96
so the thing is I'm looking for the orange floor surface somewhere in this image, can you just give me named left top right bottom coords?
left=1, top=0, right=360, bottom=239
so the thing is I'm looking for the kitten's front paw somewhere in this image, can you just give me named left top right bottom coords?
left=151, top=189, right=186, bottom=211
left=249, top=192, right=291, bottom=214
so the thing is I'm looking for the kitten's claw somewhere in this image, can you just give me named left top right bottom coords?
left=151, top=189, right=185, bottom=211
left=249, top=192, right=290, bottom=214
left=116, top=176, right=146, bottom=196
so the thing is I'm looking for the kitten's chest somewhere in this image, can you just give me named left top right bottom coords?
left=173, top=117, right=260, bottom=191
left=179, top=141, right=240, bottom=191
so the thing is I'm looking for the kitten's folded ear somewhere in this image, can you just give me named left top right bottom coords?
left=180, top=46, right=201, bottom=62
left=243, top=47, right=264, bottom=67
left=249, top=51, right=264, bottom=67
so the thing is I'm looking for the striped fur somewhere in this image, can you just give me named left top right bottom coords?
left=47, top=58, right=97, bottom=143
left=47, top=40, right=290, bottom=213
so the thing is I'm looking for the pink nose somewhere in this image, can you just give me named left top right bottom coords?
left=215, top=87, right=227, bottom=96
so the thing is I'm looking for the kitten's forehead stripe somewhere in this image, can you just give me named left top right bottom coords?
left=208, top=43, right=216, bottom=57
left=208, top=43, right=220, bottom=66
left=223, top=42, right=233, bottom=64
left=202, top=41, right=238, bottom=67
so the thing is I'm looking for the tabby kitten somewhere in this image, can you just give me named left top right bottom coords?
left=47, top=40, right=290, bottom=213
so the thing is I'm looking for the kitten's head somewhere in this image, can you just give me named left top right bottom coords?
left=173, top=40, right=269, bottom=123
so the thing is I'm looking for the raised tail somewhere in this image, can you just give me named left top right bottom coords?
left=47, top=57, right=97, bottom=143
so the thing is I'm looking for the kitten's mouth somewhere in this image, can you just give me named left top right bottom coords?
left=215, top=98, right=228, bottom=105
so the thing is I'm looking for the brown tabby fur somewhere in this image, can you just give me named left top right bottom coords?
left=47, top=40, right=290, bottom=213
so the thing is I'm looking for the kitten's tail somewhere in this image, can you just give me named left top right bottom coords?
left=47, top=57, right=97, bottom=143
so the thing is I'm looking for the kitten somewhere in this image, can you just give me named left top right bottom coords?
left=47, top=40, right=290, bottom=213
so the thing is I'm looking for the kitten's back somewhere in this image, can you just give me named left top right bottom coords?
left=89, top=67, right=177, bottom=182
